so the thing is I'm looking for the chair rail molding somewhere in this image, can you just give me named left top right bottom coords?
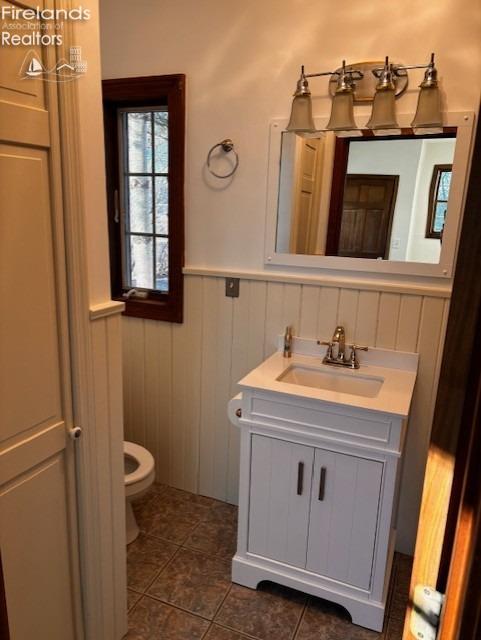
left=182, top=266, right=452, bottom=298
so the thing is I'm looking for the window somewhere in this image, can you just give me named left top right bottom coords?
left=102, top=75, right=185, bottom=322
left=426, top=164, right=452, bottom=240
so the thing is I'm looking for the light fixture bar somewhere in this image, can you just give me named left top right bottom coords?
left=286, top=54, right=441, bottom=134
left=373, top=53, right=437, bottom=77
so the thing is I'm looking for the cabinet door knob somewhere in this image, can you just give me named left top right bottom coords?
left=318, top=467, right=327, bottom=501
left=297, top=462, right=304, bottom=495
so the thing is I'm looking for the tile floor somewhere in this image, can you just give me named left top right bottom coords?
left=125, top=484, right=412, bottom=640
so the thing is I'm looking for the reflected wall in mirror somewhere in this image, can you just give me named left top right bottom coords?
left=275, top=130, right=456, bottom=264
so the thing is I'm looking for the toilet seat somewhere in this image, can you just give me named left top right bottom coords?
left=124, top=441, right=155, bottom=487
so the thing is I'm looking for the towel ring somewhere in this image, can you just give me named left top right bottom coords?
left=206, top=139, right=239, bottom=178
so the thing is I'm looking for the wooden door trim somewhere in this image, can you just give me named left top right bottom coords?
left=402, top=107, right=481, bottom=638
left=0, top=554, right=9, bottom=640
left=439, top=356, right=481, bottom=639
left=325, top=136, right=349, bottom=255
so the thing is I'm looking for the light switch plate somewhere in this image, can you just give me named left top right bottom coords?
left=225, top=277, right=240, bottom=298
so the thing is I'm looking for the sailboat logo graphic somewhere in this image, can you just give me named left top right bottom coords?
left=19, top=47, right=87, bottom=82
left=25, top=56, right=44, bottom=77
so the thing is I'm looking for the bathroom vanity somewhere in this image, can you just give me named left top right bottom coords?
left=228, top=337, right=418, bottom=631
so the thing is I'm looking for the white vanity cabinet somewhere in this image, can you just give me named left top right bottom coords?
left=248, top=435, right=383, bottom=592
left=229, top=344, right=418, bottom=632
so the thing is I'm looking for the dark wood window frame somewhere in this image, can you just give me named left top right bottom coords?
left=102, top=74, right=185, bottom=323
left=426, top=163, right=452, bottom=239
left=326, top=128, right=457, bottom=257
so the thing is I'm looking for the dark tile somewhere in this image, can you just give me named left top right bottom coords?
left=385, top=616, right=404, bottom=640
left=216, top=582, right=306, bottom=640
left=133, top=487, right=213, bottom=544
left=125, top=596, right=209, bottom=639
left=131, top=483, right=166, bottom=510
left=394, top=553, right=413, bottom=580
left=208, top=500, right=238, bottom=525
left=295, top=597, right=383, bottom=640
left=127, top=589, right=142, bottom=612
left=127, top=533, right=178, bottom=591
left=160, top=486, right=215, bottom=511
left=147, top=548, right=231, bottom=619
left=184, top=513, right=237, bottom=559
left=204, top=624, right=254, bottom=640
left=389, top=555, right=413, bottom=621
left=384, top=559, right=398, bottom=619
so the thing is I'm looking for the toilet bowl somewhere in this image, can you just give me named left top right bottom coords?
left=124, top=441, right=155, bottom=544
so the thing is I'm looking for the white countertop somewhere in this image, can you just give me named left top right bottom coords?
left=238, top=341, right=418, bottom=418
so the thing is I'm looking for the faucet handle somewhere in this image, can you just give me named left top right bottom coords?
left=317, top=340, right=334, bottom=359
left=348, top=344, right=368, bottom=369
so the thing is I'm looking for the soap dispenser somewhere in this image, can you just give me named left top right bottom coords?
left=283, top=326, right=293, bottom=358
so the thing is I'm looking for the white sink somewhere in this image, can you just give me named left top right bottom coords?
left=237, top=338, right=419, bottom=417
left=277, top=365, right=384, bottom=398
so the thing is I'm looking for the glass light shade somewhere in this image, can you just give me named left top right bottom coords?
left=411, top=85, right=442, bottom=130
left=286, top=94, right=316, bottom=132
left=366, top=88, right=399, bottom=130
left=326, top=91, right=356, bottom=131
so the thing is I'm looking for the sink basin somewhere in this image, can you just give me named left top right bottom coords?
left=277, top=365, right=384, bottom=398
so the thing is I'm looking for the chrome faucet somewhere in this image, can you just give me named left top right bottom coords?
left=332, top=325, right=346, bottom=362
left=317, top=325, right=368, bottom=369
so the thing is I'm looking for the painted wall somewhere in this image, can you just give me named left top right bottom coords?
left=407, top=139, right=456, bottom=263
left=100, top=0, right=480, bottom=275
left=99, top=0, right=481, bottom=554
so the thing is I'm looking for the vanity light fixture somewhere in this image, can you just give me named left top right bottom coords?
left=326, top=60, right=358, bottom=132
left=411, top=53, right=443, bottom=133
left=287, top=53, right=442, bottom=135
left=366, top=56, right=400, bottom=133
left=287, top=62, right=363, bottom=133
left=286, top=65, right=316, bottom=133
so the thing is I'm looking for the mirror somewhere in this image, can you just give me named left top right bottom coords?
left=275, top=130, right=456, bottom=265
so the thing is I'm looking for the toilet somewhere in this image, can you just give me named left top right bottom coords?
left=124, top=441, right=155, bottom=544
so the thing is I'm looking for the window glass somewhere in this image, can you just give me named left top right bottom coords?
left=120, top=108, right=169, bottom=293
left=427, top=165, right=452, bottom=239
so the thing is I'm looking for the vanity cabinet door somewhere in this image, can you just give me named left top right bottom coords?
left=306, top=449, right=383, bottom=590
left=248, top=435, right=314, bottom=567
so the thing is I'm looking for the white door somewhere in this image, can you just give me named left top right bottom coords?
left=290, top=137, right=324, bottom=254
left=306, top=449, right=383, bottom=590
left=248, top=435, right=314, bottom=567
left=0, top=2, right=83, bottom=638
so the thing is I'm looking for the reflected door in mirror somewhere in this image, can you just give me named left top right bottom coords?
left=334, top=174, right=399, bottom=259
left=290, top=137, right=324, bottom=254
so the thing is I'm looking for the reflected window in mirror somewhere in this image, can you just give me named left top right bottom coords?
left=275, top=129, right=456, bottom=265
left=426, top=164, right=452, bottom=240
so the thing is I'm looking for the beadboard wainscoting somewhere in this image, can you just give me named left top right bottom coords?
left=122, top=274, right=449, bottom=553
left=78, top=305, right=127, bottom=639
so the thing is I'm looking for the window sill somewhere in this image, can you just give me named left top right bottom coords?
left=114, top=296, right=183, bottom=323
